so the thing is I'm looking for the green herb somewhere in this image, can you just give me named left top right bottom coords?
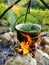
left=20, top=25, right=40, bottom=32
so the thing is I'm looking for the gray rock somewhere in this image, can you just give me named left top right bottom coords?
left=47, top=32, right=49, bottom=37
left=2, top=32, right=19, bottom=45
left=2, top=33, right=11, bottom=41
left=42, top=45, right=49, bottom=55
left=9, top=32, right=17, bottom=37
left=35, top=49, right=49, bottom=65
left=5, top=54, right=37, bottom=65
left=40, top=32, right=48, bottom=37
left=42, top=37, right=49, bottom=45
left=2, top=33, right=11, bottom=45
left=0, top=52, right=3, bottom=59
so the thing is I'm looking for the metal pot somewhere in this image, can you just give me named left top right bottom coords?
left=15, top=23, right=41, bottom=42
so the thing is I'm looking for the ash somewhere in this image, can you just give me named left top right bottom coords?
left=0, top=41, right=17, bottom=65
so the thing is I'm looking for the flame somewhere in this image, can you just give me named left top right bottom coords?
left=19, top=33, right=32, bottom=54
left=34, top=37, right=41, bottom=47
left=12, top=5, right=20, bottom=16
left=20, top=41, right=30, bottom=54
left=16, top=33, right=41, bottom=55
left=21, top=33, right=32, bottom=46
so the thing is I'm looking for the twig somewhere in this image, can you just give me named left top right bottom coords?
left=0, top=0, right=21, bottom=19
left=40, top=0, right=49, bottom=9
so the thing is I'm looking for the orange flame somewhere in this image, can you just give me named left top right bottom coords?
left=34, top=37, right=41, bottom=47
left=18, top=33, right=41, bottom=54
left=12, top=5, right=20, bottom=16
left=21, top=33, right=32, bottom=46
left=20, top=41, right=30, bottom=54
left=19, top=33, right=32, bottom=54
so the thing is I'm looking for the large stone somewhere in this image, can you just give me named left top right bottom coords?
left=39, top=32, right=48, bottom=37
left=5, top=54, right=37, bottom=65
left=9, top=32, right=17, bottom=37
left=2, top=33, right=11, bottom=45
left=0, top=52, right=3, bottom=59
left=47, top=32, right=49, bottom=37
left=35, top=49, right=49, bottom=65
left=2, top=32, right=19, bottom=45
left=41, top=32, right=49, bottom=45
left=42, top=45, right=49, bottom=55
left=42, top=37, right=49, bottom=45
left=2, top=33, right=11, bottom=41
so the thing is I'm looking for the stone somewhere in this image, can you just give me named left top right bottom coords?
left=39, top=32, right=48, bottom=37
left=42, top=45, right=49, bottom=55
left=42, top=37, right=49, bottom=45
left=2, top=33, right=11, bottom=41
left=9, top=32, right=17, bottom=37
left=0, top=52, right=3, bottom=59
left=35, top=49, right=49, bottom=65
left=2, top=32, right=19, bottom=45
left=13, top=37, right=20, bottom=44
left=41, top=32, right=49, bottom=45
left=47, top=32, right=49, bottom=37
left=2, top=33, right=11, bottom=45
left=5, top=54, right=37, bottom=65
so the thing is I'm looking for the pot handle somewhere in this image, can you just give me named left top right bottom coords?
left=14, top=0, right=42, bottom=31
left=14, top=13, right=42, bottom=31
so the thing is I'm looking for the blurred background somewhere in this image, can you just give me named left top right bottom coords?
left=0, top=0, right=49, bottom=36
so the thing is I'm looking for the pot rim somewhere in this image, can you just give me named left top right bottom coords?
left=15, top=23, right=41, bottom=33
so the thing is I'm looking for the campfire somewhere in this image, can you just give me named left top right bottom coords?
left=0, top=0, right=49, bottom=65
left=0, top=32, right=49, bottom=65
left=11, top=33, right=41, bottom=55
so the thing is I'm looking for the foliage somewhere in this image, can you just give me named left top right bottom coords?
left=37, top=0, right=49, bottom=9
left=22, top=0, right=49, bottom=9
left=0, top=3, right=9, bottom=19
left=0, top=0, right=3, bottom=3
left=17, top=7, right=49, bottom=24
left=17, top=0, right=28, bottom=6
left=0, top=3, right=49, bottom=31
